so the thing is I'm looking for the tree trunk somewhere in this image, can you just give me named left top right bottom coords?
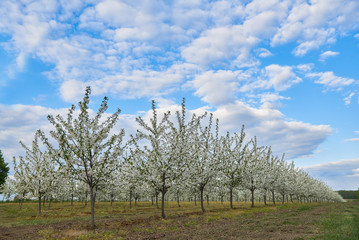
left=263, top=189, right=267, bottom=206
left=110, top=193, right=114, bottom=207
left=161, top=172, right=167, bottom=218
left=155, top=191, right=159, bottom=208
left=200, top=187, right=205, bottom=212
left=85, top=191, right=88, bottom=206
left=43, top=195, right=46, bottom=207
left=161, top=190, right=166, bottom=218
left=250, top=189, right=255, bottom=208
left=38, top=195, right=42, bottom=216
left=177, top=192, right=181, bottom=208
left=90, top=185, right=95, bottom=228
left=282, top=193, right=285, bottom=204
left=206, top=194, right=209, bottom=205
left=194, top=194, right=197, bottom=206
left=129, top=190, right=132, bottom=209
left=221, top=195, right=224, bottom=204
left=71, top=193, right=74, bottom=206
left=230, top=186, right=233, bottom=209
left=48, top=196, right=52, bottom=209
left=271, top=190, right=276, bottom=205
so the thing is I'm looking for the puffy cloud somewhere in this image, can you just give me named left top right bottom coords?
left=262, top=64, right=302, bottom=91
left=319, top=50, right=339, bottom=61
left=240, top=64, right=302, bottom=92
left=272, top=0, right=359, bottom=56
left=186, top=70, right=242, bottom=106
left=307, top=71, right=355, bottom=90
left=181, top=25, right=260, bottom=68
left=304, top=159, right=359, bottom=190
left=213, top=101, right=331, bottom=159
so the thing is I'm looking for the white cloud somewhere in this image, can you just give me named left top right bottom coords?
left=258, top=92, right=290, bottom=109
left=240, top=64, right=302, bottom=92
left=344, top=92, right=355, bottom=106
left=304, top=159, right=359, bottom=190
left=319, top=50, right=339, bottom=61
left=186, top=70, right=241, bottom=106
left=296, top=63, right=314, bottom=73
left=1, top=0, right=359, bottom=105
left=255, top=48, right=273, bottom=58
left=344, top=138, right=359, bottom=142
left=181, top=25, right=260, bottom=68
left=60, top=80, right=88, bottom=102
left=213, top=101, right=331, bottom=159
left=95, top=0, right=137, bottom=27
left=263, top=64, right=302, bottom=91
left=307, top=71, right=355, bottom=90
left=272, top=0, right=359, bottom=56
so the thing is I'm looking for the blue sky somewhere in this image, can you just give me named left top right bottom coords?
left=0, top=0, right=358, bottom=190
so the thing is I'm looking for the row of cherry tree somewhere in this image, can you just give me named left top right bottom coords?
left=1, top=87, right=343, bottom=228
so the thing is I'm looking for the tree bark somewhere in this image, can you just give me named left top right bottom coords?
left=48, top=196, right=52, bottom=210
left=250, top=188, right=255, bottom=208
left=230, top=186, right=233, bottom=209
left=271, top=190, right=276, bottom=205
left=90, top=185, right=95, bottom=228
left=38, top=195, right=42, bottom=216
left=200, top=186, right=205, bottom=212
left=282, top=193, right=285, bottom=204
left=85, top=191, right=88, bottom=206
left=155, top=191, right=159, bottom=208
left=161, top=172, right=167, bottom=218
left=129, top=190, right=132, bottom=209
left=263, top=189, right=267, bottom=206
left=161, top=190, right=166, bottom=218
left=177, top=192, right=181, bottom=208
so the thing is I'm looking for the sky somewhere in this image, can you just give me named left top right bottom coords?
left=0, top=0, right=358, bottom=190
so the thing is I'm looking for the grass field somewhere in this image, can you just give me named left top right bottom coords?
left=0, top=200, right=358, bottom=239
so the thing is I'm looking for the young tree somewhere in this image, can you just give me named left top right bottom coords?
left=218, top=127, right=246, bottom=209
left=188, top=114, right=219, bottom=212
left=135, top=99, right=202, bottom=217
left=13, top=132, right=57, bottom=216
left=0, top=150, right=10, bottom=191
left=240, top=137, right=266, bottom=207
left=41, top=87, right=125, bottom=228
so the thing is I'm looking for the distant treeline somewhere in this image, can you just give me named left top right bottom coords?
left=336, top=190, right=358, bottom=199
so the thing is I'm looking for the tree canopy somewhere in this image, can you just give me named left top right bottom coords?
left=0, top=150, right=10, bottom=191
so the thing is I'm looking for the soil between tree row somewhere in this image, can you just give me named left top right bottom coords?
left=0, top=201, right=357, bottom=239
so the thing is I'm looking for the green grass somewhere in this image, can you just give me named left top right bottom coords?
left=313, top=202, right=359, bottom=240
left=1, top=200, right=357, bottom=239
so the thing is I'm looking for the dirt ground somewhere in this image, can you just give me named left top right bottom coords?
left=0, top=202, right=356, bottom=240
